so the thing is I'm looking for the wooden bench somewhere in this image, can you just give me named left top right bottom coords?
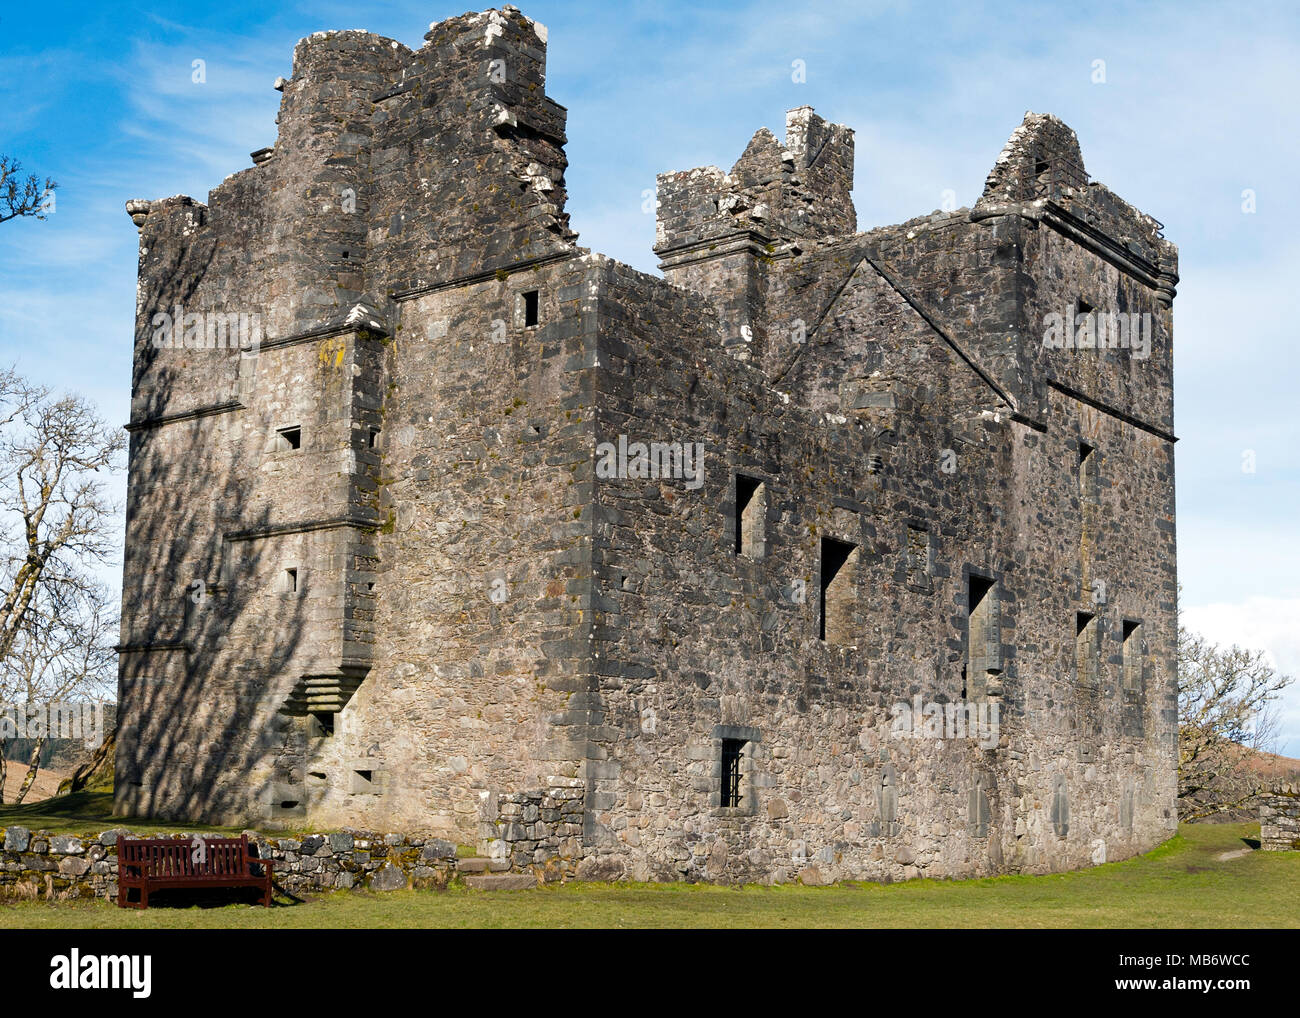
left=117, top=835, right=273, bottom=909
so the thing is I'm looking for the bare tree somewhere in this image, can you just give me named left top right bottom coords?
left=1178, top=625, right=1294, bottom=821
left=0, top=156, right=57, bottom=224
left=0, top=577, right=116, bottom=803
left=0, top=369, right=123, bottom=800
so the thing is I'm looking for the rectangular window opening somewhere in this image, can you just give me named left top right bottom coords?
left=1076, top=611, right=1099, bottom=687
left=735, top=475, right=765, bottom=558
left=720, top=738, right=745, bottom=808
left=819, top=537, right=858, bottom=644
left=967, top=574, right=1001, bottom=687
left=284, top=568, right=298, bottom=593
left=276, top=426, right=302, bottom=451
left=367, top=427, right=380, bottom=449
left=1122, top=619, right=1142, bottom=692
left=523, top=289, right=539, bottom=327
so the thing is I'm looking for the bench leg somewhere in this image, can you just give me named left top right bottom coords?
left=263, top=878, right=273, bottom=907
left=139, top=886, right=149, bottom=910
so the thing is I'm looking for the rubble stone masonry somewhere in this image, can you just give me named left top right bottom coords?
left=115, top=5, right=1180, bottom=883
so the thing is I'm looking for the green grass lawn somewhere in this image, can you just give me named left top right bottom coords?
left=2, top=821, right=1296, bottom=928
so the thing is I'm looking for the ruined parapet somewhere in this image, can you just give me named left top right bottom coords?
left=1260, top=783, right=1300, bottom=850
left=979, top=112, right=1088, bottom=204
left=367, top=6, right=578, bottom=293
left=126, top=7, right=577, bottom=359
left=654, top=106, right=854, bottom=362
left=656, top=106, right=854, bottom=254
left=974, top=112, right=1177, bottom=306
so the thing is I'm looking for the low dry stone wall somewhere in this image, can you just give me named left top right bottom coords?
left=0, top=824, right=549, bottom=903
left=1260, top=783, right=1300, bottom=851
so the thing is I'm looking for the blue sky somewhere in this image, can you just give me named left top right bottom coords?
left=1, top=1, right=1297, bottom=751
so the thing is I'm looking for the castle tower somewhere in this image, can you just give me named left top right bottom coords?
left=654, top=106, right=854, bottom=368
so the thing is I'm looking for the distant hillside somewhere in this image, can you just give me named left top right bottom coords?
left=1191, top=743, right=1300, bottom=823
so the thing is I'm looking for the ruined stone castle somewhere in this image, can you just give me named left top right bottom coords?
left=116, top=6, right=1180, bottom=883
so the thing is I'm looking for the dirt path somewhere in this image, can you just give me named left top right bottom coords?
left=0, top=767, right=71, bottom=804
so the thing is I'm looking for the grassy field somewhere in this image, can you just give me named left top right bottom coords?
left=0, top=791, right=287, bottom=837
left=1, top=822, right=1296, bottom=928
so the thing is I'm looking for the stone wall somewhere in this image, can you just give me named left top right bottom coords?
left=1260, top=784, right=1300, bottom=851
left=0, top=824, right=551, bottom=902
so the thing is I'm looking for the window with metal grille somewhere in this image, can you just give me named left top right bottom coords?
left=720, top=738, right=745, bottom=807
left=1034, top=159, right=1051, bottom=195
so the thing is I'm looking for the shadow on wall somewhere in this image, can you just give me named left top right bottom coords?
left=117, top=234, right=314, bottom=826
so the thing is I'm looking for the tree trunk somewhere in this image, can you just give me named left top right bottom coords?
left=0, top=738, right=7, bottom=803
left=12, top=736, right=45, bottom=804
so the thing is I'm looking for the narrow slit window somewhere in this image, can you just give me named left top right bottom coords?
left=907, top=525, right=930, bottom=586
left=819, top=537, right=858, bottom=644
left=1076, top=611, right=1099, bottom=687
left=1122, top=619, right=1142, bottom=692
left=284, top=568, right=298, bottom=593
left=1072, top=298, right=1094, bottom=354
left=277, top=426, right=301, bottom=451
left=367, top=427, right=380, bottom=449
left=720, top=738, right=745, bottom=808
left=734, top=475, right=765, bottom=558
left=523, top=289, right=539, bottom=327
left=1078, top=440, right=1098, bottom=501
left=1033, top=160, right=1051, bottom=196
left=967, top=574, right=1001, bottom=686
